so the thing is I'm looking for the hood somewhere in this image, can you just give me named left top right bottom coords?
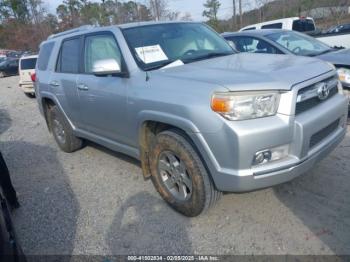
left=155, top=53, right=333, bottom=91
left=317, top=48, right=350, bottom=67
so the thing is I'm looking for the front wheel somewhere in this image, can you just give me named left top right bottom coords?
left=149, top=130, right=221, bottom=217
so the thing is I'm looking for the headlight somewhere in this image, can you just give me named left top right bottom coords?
left=337, top=68, right=350, bottom=84
left=211, top=91, right=281, bottom=120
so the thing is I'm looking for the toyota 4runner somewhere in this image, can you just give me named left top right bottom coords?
left=35, top=22, right=348, bottom=217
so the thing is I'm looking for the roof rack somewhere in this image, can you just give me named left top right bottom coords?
left=48, top=25, right=95, bottom=40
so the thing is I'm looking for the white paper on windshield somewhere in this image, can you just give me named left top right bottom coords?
left=135, top=45, right=168, bottom=64
left=162, top=60, right=184, bottom=69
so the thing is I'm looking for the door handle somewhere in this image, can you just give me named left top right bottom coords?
left=77, top=84, right=89, bottom=91
left=50, top=81, right=60, bottom=87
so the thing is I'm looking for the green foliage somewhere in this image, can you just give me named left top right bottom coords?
left=202, top=0, right=221, bottom=31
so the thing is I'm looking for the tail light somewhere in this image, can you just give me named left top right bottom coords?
left=31, top=72, right=36, bottom=82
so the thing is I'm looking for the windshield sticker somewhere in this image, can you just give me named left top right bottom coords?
left=162, top=59, right=184, bottom=69
left=135, top=45, right=168, bottom=64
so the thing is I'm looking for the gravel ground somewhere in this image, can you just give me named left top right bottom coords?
left=0, top=76, right=350, bottom=256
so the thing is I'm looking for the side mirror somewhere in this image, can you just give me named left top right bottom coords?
left=92, top=59, right=121, bottom=76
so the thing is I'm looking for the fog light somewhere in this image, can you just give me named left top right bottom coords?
left=253, top=145, right=289, bottom=166
left=253, top=150, right=272, bottom=165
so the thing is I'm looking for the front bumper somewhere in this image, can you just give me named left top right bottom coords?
left=191, top=91, right=348, bottom=192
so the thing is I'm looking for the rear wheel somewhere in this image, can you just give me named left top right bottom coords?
left=149, top=130, right=221, bottom=217
left=48, top=105, right=83, bottom=153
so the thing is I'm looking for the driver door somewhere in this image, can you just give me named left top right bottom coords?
left=77, top=32, right=128, bottom=143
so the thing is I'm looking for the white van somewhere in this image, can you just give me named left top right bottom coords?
left=240, top=17, right=316, bottom=32
left=19, top=55, right=37, bottom=98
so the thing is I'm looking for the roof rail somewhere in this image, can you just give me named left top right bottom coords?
left=48, top=25, right=95, bottom=40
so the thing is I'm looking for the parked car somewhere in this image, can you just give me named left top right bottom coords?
left=223, top=29, right=350, bottom=107
left=35, top=22, right=348, bottom=216
left=239, top=17, right=350, bottom=48
left=0, top=152, right=26, bottom=262
left=19, top=55, right=37, bottom=98
left=0, top=59, right=19, bottom=78
left=327, top=23, right=350, bottom=34
left=240, top=17, right=316, bottom=32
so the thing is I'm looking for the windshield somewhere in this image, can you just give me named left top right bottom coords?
left=122, top=23, right=234, bottom=71
left=292, top=19, right=315, bottom=32
left=266, top=31, right=331, bottom=56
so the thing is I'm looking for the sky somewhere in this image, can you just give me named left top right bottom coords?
left=43, top=0, right=242, bottom=21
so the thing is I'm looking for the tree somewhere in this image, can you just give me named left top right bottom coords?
left=232, top=0, right=236, bottom=30
left=239, top=0, right=242, bottom=28
left=202, top=0, right=221, bottom=30
left=149, top=0, right=168, bottom=21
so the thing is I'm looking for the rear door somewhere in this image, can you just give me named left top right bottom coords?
left=76, top=32, right=129, bottom=143
left=51, top=37, right=83, bottom=128
left=7, top=60, right=18, bottom=75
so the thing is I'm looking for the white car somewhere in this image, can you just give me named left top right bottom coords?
left=19, top=54, right=37, bottom=98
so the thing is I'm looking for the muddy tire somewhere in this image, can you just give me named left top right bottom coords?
left=150, top=130, right=221, bottom=217
left=48, top=105, right=83, bottom=153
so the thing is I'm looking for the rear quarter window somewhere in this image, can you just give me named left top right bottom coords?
left=20, top=58, right=37, bottom=70
left=261, top=23, right=282, bottom=29
left=243, top=27, right=256, bottom=31
left=38, top=42, right=54, bottom=71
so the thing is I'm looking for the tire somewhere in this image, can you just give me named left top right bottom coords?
left=48, top=105, right=83, bottom=153
left=149, top=130, right=222, bottom=217
left=25, top=93, right=35, bottom=98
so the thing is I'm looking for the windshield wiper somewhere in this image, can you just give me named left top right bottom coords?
left=183, top=52, right=233, bottom=64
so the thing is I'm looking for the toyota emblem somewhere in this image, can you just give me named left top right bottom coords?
left=317, top=82, right=330, bottom=100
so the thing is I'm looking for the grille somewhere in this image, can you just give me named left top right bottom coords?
left=295, top=77, right=338, bottom=115
left=309, top=119, right=340, bottom=148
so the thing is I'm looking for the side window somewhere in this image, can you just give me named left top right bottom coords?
left=84, top=34, right=122, bottom=74
left=57, top=38, right=80, bottom=73
left=9, top=60, right=18, bottom=67
left=229, top=36, right=282, bottom=54
left=261, top=23, right=282, bottom=29
left=38, top=42, right=54, bottom=71
left=243, top=27, right=256, bottom=31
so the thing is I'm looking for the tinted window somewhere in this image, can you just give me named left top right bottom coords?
left=8, top=60, right=18, bottom=67
left=58, top=38, right=80, bottom=73
left=84, top=34, right=122, bottom=73
left=20, top=58, right=37, bottom=70
left=243, top=27, right=256, bottom=31
left=292, top=19, right=315, bottom=32
left=38, top=42, right=54, bottom=71
left=261, top=23, right=282, bottom=29
left=227, top=36, right=282, bottom=54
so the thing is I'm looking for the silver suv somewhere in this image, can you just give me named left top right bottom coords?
left=35, top=22, right=348, bottom=216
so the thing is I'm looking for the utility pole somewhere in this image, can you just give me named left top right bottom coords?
left=239, top=0, right=242, bottom=29
left=232, top=0, right=236, bottom=30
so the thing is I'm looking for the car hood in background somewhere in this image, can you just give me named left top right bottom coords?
left=157, top=53, right=333, bottom=91
left=317, top=48, right=350, bottom=66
